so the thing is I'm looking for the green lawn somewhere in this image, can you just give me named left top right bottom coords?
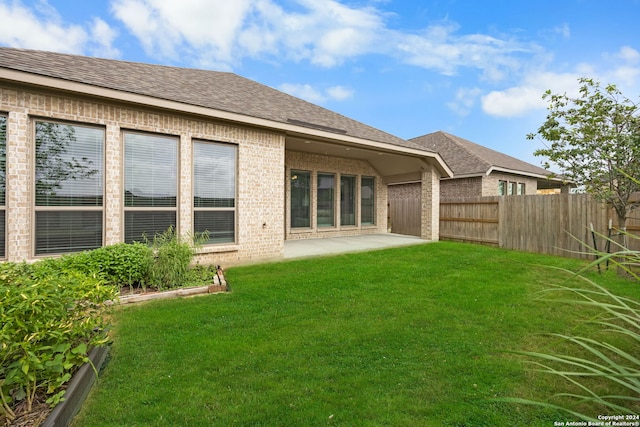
left=72, top=242, right=639, bottom=426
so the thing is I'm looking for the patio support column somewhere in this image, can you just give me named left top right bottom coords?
left=420, top=164, right=440, bottom=241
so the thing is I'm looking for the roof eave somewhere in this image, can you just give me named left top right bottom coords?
left=487, top=166, right=563, bottom=181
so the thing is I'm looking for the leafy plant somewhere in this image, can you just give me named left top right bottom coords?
left=0, top=261, right=118, bottom=421
left=55, top=242, right=154, bottom=289
left=146, top=227, right=207, bottom=290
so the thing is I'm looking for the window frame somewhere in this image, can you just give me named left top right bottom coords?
left=498, top=180, right=507, bottom=196
left=360, top=176, right=376, bottom=226
left=340, top=174, right=357, bottom=227
left=517, top=183, right=526, bottom=195
left=317, top=172, right=336, bottom=228
left=192, top=139, right=238, bottom=245
left=0, top=114, right=6, bottom=258
left=290, top=169, right=312, bottom=229
left=123, top=130, right=179, bottom=244
left=33, top=119, right=105, bottom=256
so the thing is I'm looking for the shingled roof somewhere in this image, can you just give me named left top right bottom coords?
left=410, top=131, right=551, bottom=178
left=0, top=47, right=424, bottom=150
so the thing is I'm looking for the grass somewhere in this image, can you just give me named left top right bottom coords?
left=71, top=242, right=640, bottom=426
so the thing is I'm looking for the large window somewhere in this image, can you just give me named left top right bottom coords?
left=34, top=121, right=104, bottom=255
left=317, top=173, right=335, bottom=227
left=124, top=132, right=177, bottom=243
left=193, top=141, right=236, bottom=244
left=361, top=177, right=375, bottom=225
left=340, top=175, right=356, bottom=226
left=0, top=115, right=5, bottom=258
left=291, top=170, right=311, bottom=228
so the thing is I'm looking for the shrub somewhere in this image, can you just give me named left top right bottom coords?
left=147, top=227, right=204, bottom=290
left=0, top=261, right=118, bottom=421
left=52, top=243, right=154, bottom=288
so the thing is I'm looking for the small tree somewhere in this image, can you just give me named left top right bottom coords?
left=528, top=77, right=640, bottom=235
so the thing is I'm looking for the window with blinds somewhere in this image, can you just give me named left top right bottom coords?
left=34, top=121, right=104, bottom=255
left=124, top=132, right=177, bottom=243
left=0, top=115, right=5, bottom=258
left=361, top=176, right=375, bottom=225
left=193, top=141, right=237, bottom=244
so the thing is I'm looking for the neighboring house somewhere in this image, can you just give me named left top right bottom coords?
left=0, top=48, right=451, bottom=264
left=386, top=131, right=566, bottom=236
left=409, top=131, right=566, bottom=198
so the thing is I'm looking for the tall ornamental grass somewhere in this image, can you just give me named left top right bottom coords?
left=503, top=231, right=640, bottom=420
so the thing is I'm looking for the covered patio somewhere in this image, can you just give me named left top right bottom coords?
left=283, top=233, right=430, bottom=259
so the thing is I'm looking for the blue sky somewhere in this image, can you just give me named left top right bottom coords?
left=1, top=0, right=639, bottom=168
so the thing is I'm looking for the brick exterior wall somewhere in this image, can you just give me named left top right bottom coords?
left=388, top=182, right=420, bottom=200
left=285, top=150, right=387, bottom=239
left=440, top=177, right=483, bottom=198
left=1, top=85, right=285, bottom=265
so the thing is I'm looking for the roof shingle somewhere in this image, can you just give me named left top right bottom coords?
left=410, top=131, right=550, bottom=178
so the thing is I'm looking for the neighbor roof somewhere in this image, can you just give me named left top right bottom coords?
left=410, top=131, right=552, bottom=179
left=0, top=47, right=426, bottom=152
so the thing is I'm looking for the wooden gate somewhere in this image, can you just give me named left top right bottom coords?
left=388, top=183, right=421, bottom=236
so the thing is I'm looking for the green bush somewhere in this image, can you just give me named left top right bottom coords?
left=0, top=261, right=118, bottom=421
left=52, top=242, right=154, bottom=288
left=147, top=227, right=202, bottom=290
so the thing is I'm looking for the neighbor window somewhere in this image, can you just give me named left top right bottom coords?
left=124, top=132, right=177, bottom=243
left=34, top=120, right=104, bottom=255
left=193, top=141, right=237, bottom=244
left=291, top=170, right=311, bottom=228
left=340, top=175, right=356, bottom=226
left=317, top=173, right=335, bottom=227
left=508, top=181, right=517, bottom=196
left=517, top=183, right=526, bottom=195
left=498, top=180, right=507, bottom=196
left=0, top=115, right=6, bottom=258
left=361, top=176, right=375, bottom=225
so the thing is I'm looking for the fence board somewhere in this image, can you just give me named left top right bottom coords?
left=440, top=194, right=633, bottom=259
left=389, top=198, right=421, bottom=236
left=440, top=197, right=499, bottom=245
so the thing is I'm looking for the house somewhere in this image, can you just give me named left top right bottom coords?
left=409, top=131, right=566, bottom=198
left=0, top=47, right=451, bottom=264
left=386, top=131, right=566, bottom=236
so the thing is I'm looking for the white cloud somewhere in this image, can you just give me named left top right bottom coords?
left=447, top=87, right=482, bottom=116
left=111, top=0, right=251, bottom=63
left=105, top=0, right=534, bottom=80
left=481, top=45, right=640, bottom=119
left=616, top=46, right=640, bottom=63
left=481, top=71, right=581, bottom=117
left=0, top=0, right=120, bottom=57
left=279, top=83, right=326, bottom=103
left=279, top=83, right=354, bottom=103
left=326, top=85, right=354, bottom=101
left=0, top=0, right=88, bottom=53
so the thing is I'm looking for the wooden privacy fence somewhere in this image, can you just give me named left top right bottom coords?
left=440, top=194, right=640, bottom=259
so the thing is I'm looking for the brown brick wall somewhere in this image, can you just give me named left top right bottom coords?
left=441, top=177, right=483, bottom=199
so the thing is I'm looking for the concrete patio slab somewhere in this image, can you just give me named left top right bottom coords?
left=283, top=233, right=430, bottom=259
